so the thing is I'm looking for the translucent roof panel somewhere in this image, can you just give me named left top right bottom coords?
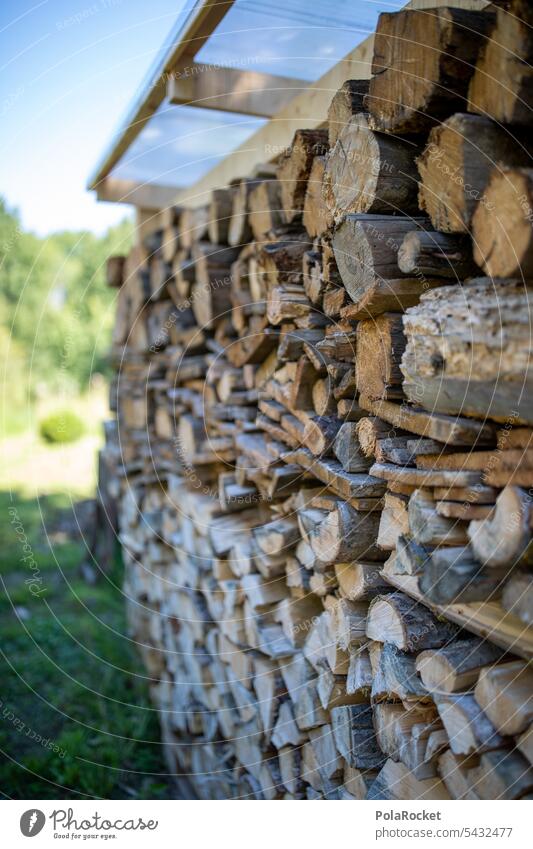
left=195, top=0, right=405, bottom=81
left=111, top=102, right=267, bottom=187
left=106, top=0, right=408, bottom=190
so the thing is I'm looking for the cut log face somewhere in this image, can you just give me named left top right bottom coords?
left=303, top=156, right=328, bottom=239
left=417, top=113, right=530, bottom=233
left=277, top=129, right=329, bottom=224
left=474, top=660, right=533, bottom=736
left=468, top=2, right=533, bottom=126
left=367, top=7, right=495, bottom=134
left=366, top=592, right=458, bottom=651
left=398, top=230, right=478, bottom=280
left=311, top=501, right=384, bottom=564
left=416, top=638, right=504, bottom=695
left=355, top=313, right=406, bottom=402
left=472, top=167, right=533, bottom=278
left=333, top=214, right=438, bottom=317
left=435, top=693, right=504, bottom=756
left=323, top=114, right=420, bottom=224
left=468, top=486, right=533, bottom=569
left=248, top=180, right=283, bottom=241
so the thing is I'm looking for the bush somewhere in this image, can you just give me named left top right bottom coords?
left=39, top=410, right=84, bottom=444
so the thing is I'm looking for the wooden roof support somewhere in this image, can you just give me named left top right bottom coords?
left=171, top=0, right=490, bottom=208
left=87, top=0, right=237, bottom=192
left=96, top=177, right=178, bottom=209
left=167, top=62, right=309, bottom=118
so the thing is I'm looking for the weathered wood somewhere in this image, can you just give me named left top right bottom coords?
left=475, top=660, right=533, bottom=735
left=327, top=79, right=369, bottom=148
left=333, top=422, right=372, bottom=474
left=419, top=545, right=509, bottom=605
left=468, top=486, right=533, bottom=568
left=435, top=693, right=504, bottom=755
left=468, top=1, right=533, bottom=126
left=303, top=415, right=342, bottom=457
left=398, top=230, right=478, bottom=280
left=356, top=313, right=406, bottom=402
left=311, top=501, right=384, bottom=564
left=472, top=167, right=533, bottom=278
left=401, top=279, right=533, bottom=424
left=333, top=215, right=440, bottom=317
left=416, top=638, right=504, bottom=693
left=367, top=7, right=494, bottom=134
left=331, top=704, right=384, bottom=769
left=417, top=113, right=530, bottom=233
left=302, top=156, right=328, bottom=238
left=248, top=179, right=283, bottom=241
left=277, top=129, right=329, bottom=224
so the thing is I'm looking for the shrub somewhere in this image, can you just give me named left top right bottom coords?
left=39, top=410, right=84, bottom=444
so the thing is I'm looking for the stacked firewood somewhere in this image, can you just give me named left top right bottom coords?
left=101, top=1, right=533, bottom=800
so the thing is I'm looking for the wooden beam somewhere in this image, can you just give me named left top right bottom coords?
left=171, top=0, right=490, bottom=208
left=87, top=0, right=236, bottom=191
left=167, top=63, right=309, bottom=117
left=96, top=177, right=179, bottom=209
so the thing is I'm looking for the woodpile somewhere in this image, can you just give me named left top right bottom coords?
left=99, top=2, right=533, bottom=800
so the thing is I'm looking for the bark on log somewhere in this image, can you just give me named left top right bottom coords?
left=367, top=7, right=494, bottom=134
left=417, top=113, right=530, bottom=233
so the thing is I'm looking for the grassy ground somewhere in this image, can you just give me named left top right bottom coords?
left=0, top=389, right=171, bottom=799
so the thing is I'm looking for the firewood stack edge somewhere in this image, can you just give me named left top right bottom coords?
left=101, top=2, right=533, bottom=800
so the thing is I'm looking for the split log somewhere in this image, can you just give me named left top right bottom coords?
left=417, top=113, right=530, bottom=233
left=367, top=7, right=494, bottom=134
left=323, top=114, right=420, bottom=224
left=469, top=750, right=533, bottom=800
left=377, top=493, right=409, bottom=552
left=468, top=0, right=533, bottom=126
left=408, top=489, right=469, bottom=547
left=277, top=129, right=329, bottom=223
left=302, top=156, right=328, bottom=238
left=502, top=570, right=533, bottom=626
left=333, top=214, right=442, bottom=318
left=475, top=660, right=533, bottom=736
left=208, top=187, right=234, bottom=245
left=303, top=415, right=342, bottom=457
left=355, top=313, right=405, bottom=401
left=398, top=230, right=478, bottom=280
left=335, top=562, right=391, bottom=601
left=368, top=758, right=450, bottom=800
left=418, top=546, right=508, bottom=605
left=248, top=180, right=283, bottom=241
left=435, top=693, right=504, bottom=755
left=472, top=167, right=533, bottom=278
left=366, top=592, right=458, bottom=651
left=416, top=638, right=504, bottom=694
left=311, top=501, right=383, bottom=564
left=332, top=422, right=372, bottom=473
left=327, top=79, right=369, bottom=147
left=331, top=704, right=384, bottom=769
left=468, top=486, right=533, bottom=568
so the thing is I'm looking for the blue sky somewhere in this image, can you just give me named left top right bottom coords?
left=0, top=0, right=387, bottom=237
left=1, top=0, right=187, bottom=235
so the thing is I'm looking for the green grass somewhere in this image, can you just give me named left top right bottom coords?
left=0, top=488, right=171, bottom=799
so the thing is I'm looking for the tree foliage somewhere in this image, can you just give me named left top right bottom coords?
left=0, top=196, right=133, bottom=399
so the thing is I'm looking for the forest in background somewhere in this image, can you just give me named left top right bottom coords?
left=0, top=196, right=133, bottom=435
